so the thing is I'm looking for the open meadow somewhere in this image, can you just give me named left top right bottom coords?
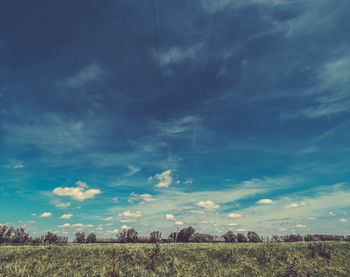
left=1, top=242, right=350, bottom=276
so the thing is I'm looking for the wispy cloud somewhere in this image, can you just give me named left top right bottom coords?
left=60, top=63, right=106, bottom=89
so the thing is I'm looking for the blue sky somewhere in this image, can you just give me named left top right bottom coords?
left=1, top=0, right=350, bottom=239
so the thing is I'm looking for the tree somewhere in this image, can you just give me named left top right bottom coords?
left=247, top=231, right=262, bottom=243
left=168, top=232, right=177, bottom=243
left=0, top=225, right=12, bottom=243
left=177, top=226, right=195, bottom=243
left=271, top=235, right=282, bottom=243
left=86, top=233, right=97, bottom=243
left=283, top=234, right=303, bottom=242
left=190, top=233, right=214, bottom=243
left=304, top=234, right=319, bottom=242
left=150, top=231, right=162, bottom=243
left=223, top=231, right=237, bottom=243
left=44, top=232, right=59, bottom=244
left=11, top=227, right=30, bottom=244
left=75, top=232, right=86, bottom=243
left=118, top=228, right=138, bottom=243
left=236, top=233, right=248, bottom=243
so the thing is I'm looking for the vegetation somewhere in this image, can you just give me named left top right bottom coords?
left=0, top=242, right=350, bottom=276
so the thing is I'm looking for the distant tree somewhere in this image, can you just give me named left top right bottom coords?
left=304, top=234, right=319, bottom=242
left=223, top=231, right=237, bottom=243
left=190, top=233, right=214, bottom=243
left=44, top=232, right=59, bottom=244
left=271, top=235, right=282, bottom=243
left=168, top=232, right=177, bottom=243
left=283, top=234, right=303, bottom=242
left=86, top=233, right=97, bottom=243
left=345, top=235, right=350, bottom=242
left=150, top=231, right=162, bottom=243
left=11, top=227, right=30, bottom=244
left=177, top=226, right=195, bottom=243
left=118, top=228, right=138, bottom=243
left=247, top=231, right=262, bottom=243
left=236, top=233, right=248, bottom=243
left=75, top=232, right=86, bottom=243
left=0, top=225, right=14, bottom=243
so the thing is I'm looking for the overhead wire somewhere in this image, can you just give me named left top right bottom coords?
left=190, top=0, right=219, bottom=180
left=152, top=0, right=170, bottom=170
left=152, top=0, right=219, bottom=178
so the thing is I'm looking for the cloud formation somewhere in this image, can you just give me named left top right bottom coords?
left=39, top=212, right=52, bottom=218
left=53, top=182, right=101, bottom=201
left=149, top=170, right=173, bottom=188
left=197, top=200, right=220, bottom=210
left=60, top=214, right=73, bottom=219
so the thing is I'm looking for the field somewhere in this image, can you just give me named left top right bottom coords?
left=1, top=242, right=350, bottom=276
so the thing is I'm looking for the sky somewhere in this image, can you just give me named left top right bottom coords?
left=0, top=0, right=350, bottom=240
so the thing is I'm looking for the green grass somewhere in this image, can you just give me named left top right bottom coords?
left=1, top=242, right=350, bottom=276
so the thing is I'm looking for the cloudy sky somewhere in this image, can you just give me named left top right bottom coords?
left=1, top=0, right=350, bottom=239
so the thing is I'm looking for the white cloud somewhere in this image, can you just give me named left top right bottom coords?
left=279, top=227, right=287, bottom=231
left=60, top=214, right=73, bottom=219
left=53, top=184, right=101, bottom=201
left=55, top=202, right=71, bottom=208
left=228, top=213, right=242, bottom=219
left=4, top=162, right=23, bottom=169
left=112, top=197, right=119, bottom=203
left=166, top=214, right=174, bottom=221
left=96, top=227, right=103, bottom=230
left=13, top=163, right=24, bottom=169
left=72, top=223, right=94, bottom=228
left=236, top=229, right=247, bottom=232
left=121, top=225, right=131, bottom=230
left=58, top=223, right=70, bottom=228
left=128, top=192, right=156, bottom=203
left=257, top=199, right=272, bottom=204
left=31, top=213, right=37, bottom=216
left=119, top=211, right=142, bottom=218
left=284, top=202, right=306, bottom=209
left=102, top=216, right=114, bottom=221
left=228, top=223, right=238, bottom=226
left=126, top=165, right=140, bottom=176
left=307, top=217, right=317, bottom=220
left=150, top=169, right=173, bottom=188
left=112, top=229, right=119, bottom=233
left=175, top=221, right=183, bottom=226
left=295, top=224, right=306, bottom=228
left=329, top=211, right=336, bottom=216
left=339, top=218, right=347, bottom=223
left=75, top=181, right=88, bottom=188
left=39, top=212, right=52, bottom=218
left=197, top=200, right=220, bottom=210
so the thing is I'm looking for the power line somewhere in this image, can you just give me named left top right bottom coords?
left=190, top=0, right=219, bottom=180
left=152, top=0, right=170, bottom=170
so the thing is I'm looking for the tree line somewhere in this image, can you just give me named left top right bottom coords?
left=1, top=224, right=350, bottom=245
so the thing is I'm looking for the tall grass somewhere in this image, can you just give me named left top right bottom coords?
left=0, top=242, right=349, bottom=276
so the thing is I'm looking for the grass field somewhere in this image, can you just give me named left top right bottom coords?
left=1, top=242, right=350, bottom=276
